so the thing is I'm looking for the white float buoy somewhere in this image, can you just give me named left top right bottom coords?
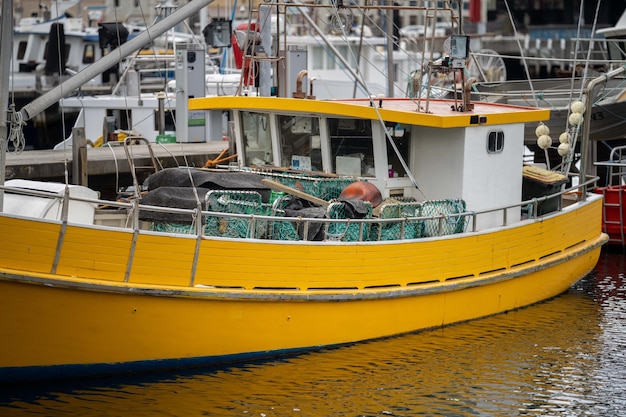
left=537, top=135, right=552, bottom=149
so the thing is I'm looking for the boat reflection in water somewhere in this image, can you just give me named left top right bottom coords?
left=2, top=250, right=625, bottom=416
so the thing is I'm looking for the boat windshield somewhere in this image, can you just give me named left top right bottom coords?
left=328, top=118, right=375, bottom=177
left=278, top=115, right=322, bottom=171
left=386, top=123, right=410, bottom=178
left=241, top=111, right=273, bottom=166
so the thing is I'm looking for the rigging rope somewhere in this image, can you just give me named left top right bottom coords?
left=503, top=0, right=537, bottom=107
left=45, top=1, right=71, bottom=184
left=562, top=0, right=604, bottom=176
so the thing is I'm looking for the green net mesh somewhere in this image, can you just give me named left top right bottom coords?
left=148, top=174, right=467, bottom=241
left=205, top=190, right=272, bottom=239
left=268, top=195, right=301, bottom=241
left=258, top=171, right=355, bottom=200
left=151, top=197, right=467, bottom=240
left=420, top=199, right=467, bottom=237
left=370, top=198, right=424, bottom=241
left=150, top=222, right=198, bottom=234
left=325, top=201, right=373, bottom=242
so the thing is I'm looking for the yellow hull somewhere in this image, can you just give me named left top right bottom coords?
left=0, top=197, right=607, bottom=381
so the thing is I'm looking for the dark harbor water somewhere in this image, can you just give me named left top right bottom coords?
left=1, top=249, right=625, bottom=417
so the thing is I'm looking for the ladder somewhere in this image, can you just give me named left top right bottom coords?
left=596, top=145, right=626, bottom=245
left=123, top=136, right=160, bottom=198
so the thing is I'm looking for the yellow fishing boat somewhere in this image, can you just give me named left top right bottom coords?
left=0, top=0, right=607, bottom=382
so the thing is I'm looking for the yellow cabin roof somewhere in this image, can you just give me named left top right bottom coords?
left=189, top=96, right=551, bottom=128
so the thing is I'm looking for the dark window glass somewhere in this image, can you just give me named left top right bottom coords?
left=488, top=131, right=504, bottom=153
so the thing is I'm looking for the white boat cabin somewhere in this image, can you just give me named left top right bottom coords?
left=214, top=97, right=538, bottom=231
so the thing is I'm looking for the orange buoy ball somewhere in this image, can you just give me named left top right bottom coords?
left=339, top=181, right=383, bottom=207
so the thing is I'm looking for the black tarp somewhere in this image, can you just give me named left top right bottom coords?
left=44, top=23, right=66, bottom=75
left=145, top=168, right=270, bottom=197
left=139, top=168, right=272, bottom=223
left=139, top=186, right=211, bottom=223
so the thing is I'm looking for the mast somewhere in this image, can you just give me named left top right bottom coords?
left=385, top=4, right=394, bottom=97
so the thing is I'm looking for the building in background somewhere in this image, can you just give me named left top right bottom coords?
left=12, top=0, right=626, bottom=36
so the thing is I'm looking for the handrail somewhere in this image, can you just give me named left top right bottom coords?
left=0, top=175, right=600, bottom=239
left=123, top=136, right=160, bottom=198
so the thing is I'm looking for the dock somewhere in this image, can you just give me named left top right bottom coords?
left=4, top=141, right=230, bottom=199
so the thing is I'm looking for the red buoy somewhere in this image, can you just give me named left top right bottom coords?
left=339, top=182, right=383, bottom=207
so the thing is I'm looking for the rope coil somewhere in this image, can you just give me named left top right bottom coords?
left=7, top=104, right=26, bottom=153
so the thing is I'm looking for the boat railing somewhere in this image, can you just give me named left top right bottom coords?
left=594, top=145, right=626, bottom=186
left=479, top=35, right=624, bottom=72
left=0, top=175, right=599, bottom=243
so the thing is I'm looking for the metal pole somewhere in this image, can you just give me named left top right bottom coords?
left=259, top=4, right=272, bottom=97
left=0, top=0, right=14, bottom=209
left=385, top=3, right=394, bottom=97
left=580, top=66, right=626, bottom=197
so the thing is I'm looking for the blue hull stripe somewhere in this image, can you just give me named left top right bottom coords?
left=0, top=346, right=324, bottom=384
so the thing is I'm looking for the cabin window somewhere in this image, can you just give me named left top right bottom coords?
left=312, top=47, right=325, bottom=70
left=17, top=41, right=27, bottom=60
left=487, top=130, right=504, bottom=153
left=153, top=110, right=176, bottom=132
left=385, top=123, right=410, bottom=178
left=328, top=118, right=375, bottom=176
left=278, top=115, right=321, bottom=172
left=83, top=44, right=95, bottom=64
left=107, top=109, right=131, bottom=131
left=241, top=111, right=273, bottom=166
left=336, top=45, right=355, bottom=68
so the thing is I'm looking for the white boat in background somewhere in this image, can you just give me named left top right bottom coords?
left=12, top=0, right=103, bottom=88
left=11, top=0, right=200, bottom=89
left=470, top=77, right=626, bottom=144
left=56, top=50, right=241, bottom=149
